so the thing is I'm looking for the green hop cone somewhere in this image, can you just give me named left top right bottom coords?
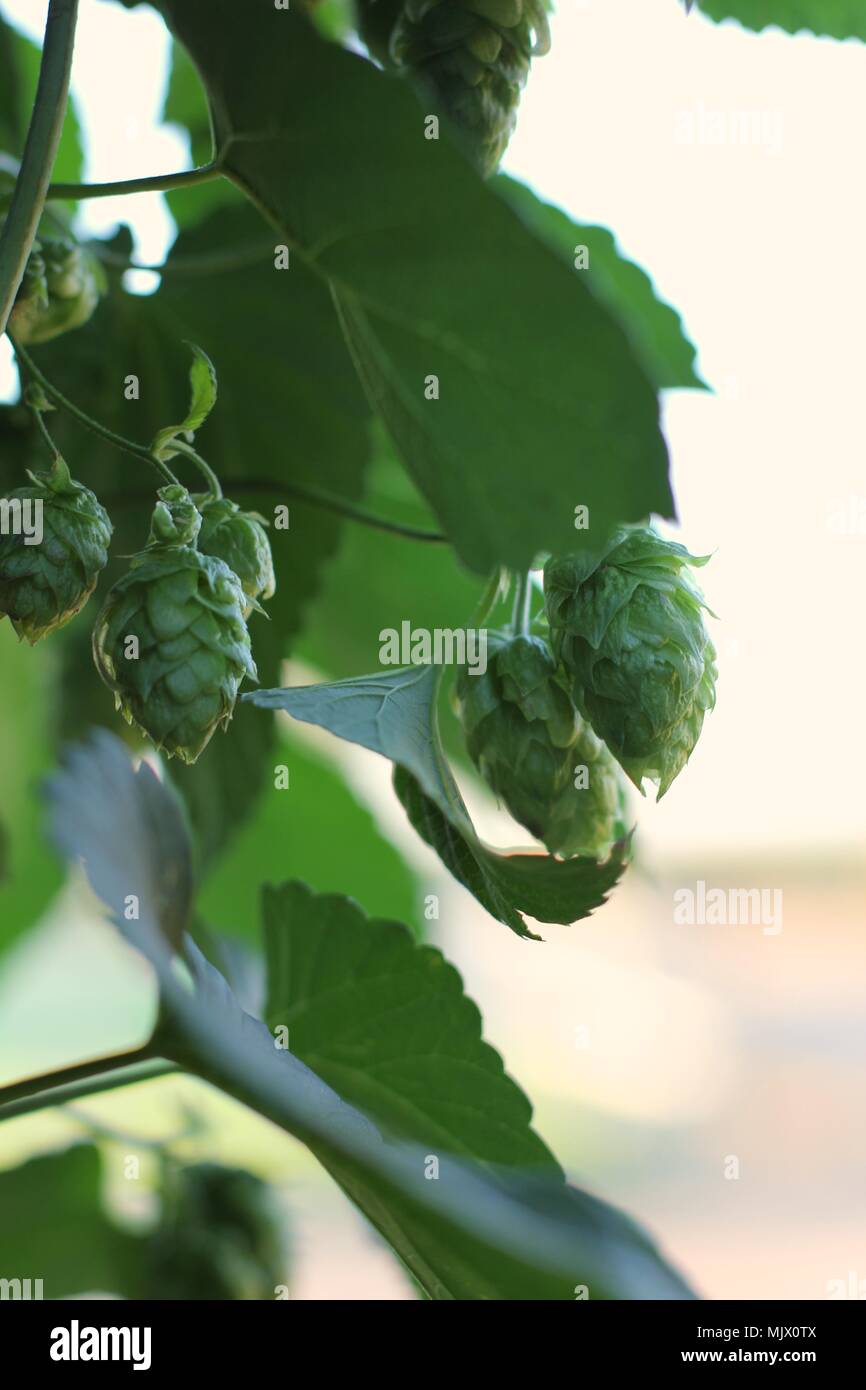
left=8, top=236, right=105, bottom=345
left=389, top=0, right=552, bottom=176
left=146, top=1164, right=285, bottom=1301
left=0, top=456, right=112, bottom=644
left=92, top=485, right=257, bottom=765
left=544, top=525, right=718, bottom=799
left=196, top=495, right=275, bottom=619
left=455, top=629, right=624, bottom=859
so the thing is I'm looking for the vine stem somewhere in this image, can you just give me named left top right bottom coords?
left=10, top=335, right=178, bottom=486
left=0, top=1044, right=177, bottom=1125
left=12, top=343, right=447, bottom=542
left=44, top=161, right=223, bottom=202
left=170, top=438, right=223, bottom=499
left=29, top=400, right=62, bottom=460
left=0, top=0, right=79, bottom=338
left=512, top=571, right=533, bottom=635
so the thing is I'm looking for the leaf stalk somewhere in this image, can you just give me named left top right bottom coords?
left=0, top=1045, right=176, bottom=1125
left=44, top=161, right=224, bottom=202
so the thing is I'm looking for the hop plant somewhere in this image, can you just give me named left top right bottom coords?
left=146, top=1164, right=285, bottom=1301
left=455, top=629, right=624, bottom=859
left=92, top=485, right=257, bottom=765
left=197, top=495, right=275, bottom=619
left=0, top=455, right=112, bottom=644
left=388, top=0, right=552, bottom=176
left=8, top=236, right=105, bottom=345
left=544, top=525, right=718, bottom=798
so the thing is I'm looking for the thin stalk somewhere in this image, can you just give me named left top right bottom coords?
left=169, top=438, right=223, bottom=499
left=0, top=0, right=79, bottom=337
left=89, top=241, right=271, bottom=279
left=29, top=401, right=61, bottom=460
left=11, top=335, right=178, bottom=486
left=13, top=341, right=446, bottom=540
left=230, top=477, right=449, bottom=542
left=45, top=161, right=223, bottom=201
left=0, top=1045, right=176, bottom=1125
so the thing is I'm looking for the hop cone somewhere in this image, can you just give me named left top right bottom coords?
left=0, top=456, right=112, bottom=644
left=389, top=0, right=552, bottom=175
left=147, top=1164, right=284, bottom=1301
left=455, top=629, right=623, bottom=859
left=544, top=525, right=718, bottom=798
left=92, top=485, right=257, bottom=765
left=197, top=495, right=275, bottom=618
left=8, top=236, right=104, bottom=345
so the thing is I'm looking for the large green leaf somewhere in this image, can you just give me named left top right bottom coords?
left=244, top=666, right=629, bottom=938
left=264, top=881, right=559, bottom=1172
left=44, top=733, right=694, bottom=1301
left=247, top=666, right=463, bottom=817
left=695, top=0, right=866, bottom=40
left=143, top=0, right=674, bottom=574
left=496, top=176, right=705, bottom=392
left=48, top=731, right=194, bottom=961
left=196, top=725, right=422, bottom=939
left=0, top=1146, right=142, bottom=1299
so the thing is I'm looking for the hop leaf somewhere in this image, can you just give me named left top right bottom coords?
left=146, top=1164, right=285, bottom=1301
left=92, top=485, right=257, bottom=765
left=387, top=0, right=552, bottom=175
left=544, top=526, right=718, bottom=798
left=197, top=496, right=275, bottom=619
left=8, top=236, right=105, bottom=345
left=455, top=629, right=624, bottom=859
left=0, top=456, right=112, bottom=644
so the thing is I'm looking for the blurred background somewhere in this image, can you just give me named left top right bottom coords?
left=0, top=0, right=864, bottom=1299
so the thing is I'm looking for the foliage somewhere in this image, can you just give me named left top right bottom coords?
left=39, top=731, right=693, bottom=1301
left=9, top=0, right=846, bottom=1299
left=0, top=1145, right=288, bottom=1299
left=148, top=0, right=675, bottom=576
left=693, top=0, right=866, bottom=41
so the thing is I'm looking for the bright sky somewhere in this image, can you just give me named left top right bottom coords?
left=3, top=0, right=864, bottom=860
